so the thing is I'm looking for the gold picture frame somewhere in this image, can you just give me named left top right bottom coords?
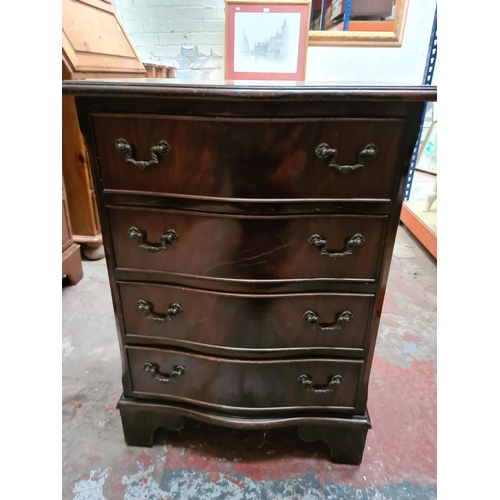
left=309, top=0, right=410, bottom=47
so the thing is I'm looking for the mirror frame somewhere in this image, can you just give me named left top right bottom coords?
left=308, top=0, right=409, bottom=47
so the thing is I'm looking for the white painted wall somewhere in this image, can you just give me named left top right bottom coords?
left=112, top=0, right=226, bottom=79
left=112, top=0, right=436, bottom=83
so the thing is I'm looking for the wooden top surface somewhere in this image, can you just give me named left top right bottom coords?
left=62, top=78, right=437, bottom=102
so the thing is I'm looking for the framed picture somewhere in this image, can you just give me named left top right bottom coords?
left=224, top=0, right=311, bottom=81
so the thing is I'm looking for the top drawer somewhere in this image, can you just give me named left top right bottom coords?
left=93, top=115, right=405, bottom=201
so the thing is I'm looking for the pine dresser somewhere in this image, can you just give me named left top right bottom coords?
left=62, top=79, right=437, bottom=464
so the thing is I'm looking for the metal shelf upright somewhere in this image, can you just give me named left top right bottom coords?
left=404, top=7, right=437, bottom=201
left=399, top=6, right=437, bottom=259
left=310, top=0, right=352, bottom=31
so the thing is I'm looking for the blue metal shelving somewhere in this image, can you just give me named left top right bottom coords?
left=404, top=7, right=437, bottom=201
left=343, top=0, right=352, bottom=31
left=320, top=0, right=327, bottom=30
left=311, top=0, right=352, bottom=31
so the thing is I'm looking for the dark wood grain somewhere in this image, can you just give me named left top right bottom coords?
left=127, top=346, right=362, bottom=413
left=63, top=79, right=437, bottom=102
left=297, top=420, right=370, bottom=465
left=103, top=190, right=392, bottom=215
left=119, top=282, right=373, bottom=355
left=109, top=207, right=388, bottom=281
left=119, top=401, right=185, bottom=447
left=94, top=115, right=403, bottom=200
left=114, top=269, right=381, bottom=294
left=118, top=396, right=371, bottom=429
left=68, top=80, right=433, bottom=463
left=118, top=395, right=371, bottom=464
left=353, top=98, right=426, bottom=414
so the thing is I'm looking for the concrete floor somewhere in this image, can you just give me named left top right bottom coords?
left=62, top=225, right=436, bottom=500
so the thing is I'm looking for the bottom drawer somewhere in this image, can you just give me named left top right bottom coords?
left=127, top=346, right=362, bottom=413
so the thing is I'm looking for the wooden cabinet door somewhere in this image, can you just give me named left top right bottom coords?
left=62, top=0, right=145, bottom=75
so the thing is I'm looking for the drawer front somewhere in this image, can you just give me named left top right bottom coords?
left=127, top=346, right=362, bottom=412
left=94, top=115, right=404, bottom=200
left=119, top=282, right=374, bottom=352
left=109, top=207, right=388, bottom=281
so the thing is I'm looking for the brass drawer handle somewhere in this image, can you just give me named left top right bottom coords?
left=115, top=138, right=171, bottom=170
left=315, top=143, right=378, bottom=173
left=309, top=233, right=365, bottom=258
left=128, top=226, right=177, bottom=253
left=297, top=374, right=343, bottom=393
left=143, top=362, right=186, bottom=384
left=303, top=310, right=353, bottom=331
left=137, top=299, right=182, bottom=323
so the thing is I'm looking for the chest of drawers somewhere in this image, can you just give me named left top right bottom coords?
left=63, top=79, right=436, bottom=464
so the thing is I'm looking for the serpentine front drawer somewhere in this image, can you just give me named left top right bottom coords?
left=93, top=115, right=404, bottom=201
left=64, top=78, right=435, bottom=463
left=108, top=206, right=389, bottom=282
left=118, top=281, right=375, bottom=356
left=126, top=346, right=363, bottom=413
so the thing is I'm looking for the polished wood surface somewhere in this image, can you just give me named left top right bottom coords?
left=67, top=79, right=435, bottom=463
left=102, top=191, right=392, bottom=215
left=297, top=421, right=369, bottom=465
left=118, top=396, right=371, bottom=463
left=94, top=115, right=403, bottom=200
left=109, top=207, right=388, bottom=281
left=127, top=346, right=362, bottom=412
left=119, top=282, right=374, bottom=355
left=63, top=79, right=437, bottom=102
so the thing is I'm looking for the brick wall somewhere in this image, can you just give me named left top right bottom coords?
left=111, top=0, right=436, bottom=84
left=112, top=0, right=225, bottom=79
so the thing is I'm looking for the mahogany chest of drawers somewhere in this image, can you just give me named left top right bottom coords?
left=63, top=79, right=436, bottom=464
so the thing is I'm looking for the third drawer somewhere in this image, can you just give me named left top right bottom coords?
left=118, top=282, right=374, bottom=356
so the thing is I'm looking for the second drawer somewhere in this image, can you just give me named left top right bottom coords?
left=118, top=282, right=374, bottom=355
left=108, top=207, right=388, bottom=282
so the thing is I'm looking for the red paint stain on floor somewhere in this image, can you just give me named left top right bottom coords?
left=136, top=450, right=152, bottom=469
left=223, top=474, right=246, bottom=488
left=402, top=333, right=422, bottom=343
left=206, top=471, right=220, bottom=483
left=110, top=476, right=125, bottom=493
left=381, top=290, right=404, bottom=316
left=104, top=394, right=121, bottom=413
left=391, top=276, right=414, bottom=296
left=368, top=355, right=436, bottom=485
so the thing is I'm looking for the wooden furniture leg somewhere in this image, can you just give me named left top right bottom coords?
left=62, top=177, right=83, bottom=285
left=297, top=413, right=371, bottom=465
left=62, top=244, right=84, bottom=285
left=118, top=398, right=186, bottom=447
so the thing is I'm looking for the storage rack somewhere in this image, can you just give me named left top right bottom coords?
left=400, top=6, right=437, bottom=258
left=310, top=0, right=352, bottom=30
